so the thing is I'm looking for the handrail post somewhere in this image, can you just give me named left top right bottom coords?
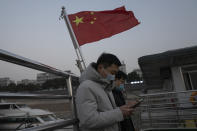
left=66, top=76, right=79, bottom=131
left=147, top=96, right=152, bottom=128
left=138, top=103, right=142, bottom=130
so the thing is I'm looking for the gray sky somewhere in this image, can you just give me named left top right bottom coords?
left=0, top=0, right=197, bottom=81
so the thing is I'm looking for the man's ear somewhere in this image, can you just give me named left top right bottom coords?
left=97, top=64, right=103, bottom=73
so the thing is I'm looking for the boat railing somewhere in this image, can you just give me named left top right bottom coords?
left=0, top=49, right=79, bottom=131
left=128, top=90, right=197, bottom=131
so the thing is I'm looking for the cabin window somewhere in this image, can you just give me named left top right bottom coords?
left=0, top=105, right=10, bottom=109
left=0, top=117, right=39, bottom=123
left=182, top=65, right=197, bottom=90
left=40, top=115, right=53, bottom=122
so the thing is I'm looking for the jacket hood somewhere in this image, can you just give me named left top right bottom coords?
left=79, top=63, right=110, bottom=87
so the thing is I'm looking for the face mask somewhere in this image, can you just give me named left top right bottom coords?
left=101, top=67, right=115, bottom=82
left=106, top=74, right=115, bottom=81
left=117, top=84, right=124, bottom=91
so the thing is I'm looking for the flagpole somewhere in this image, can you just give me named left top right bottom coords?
left=61, top=6, right=86, bottom=73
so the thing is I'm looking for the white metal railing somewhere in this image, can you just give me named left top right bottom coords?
left=132, top=90, right=197, bottom=131
left=0, top=49, right=79, bottom=131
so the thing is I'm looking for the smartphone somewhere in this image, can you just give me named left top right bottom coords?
left=132, top=98, right=144, bottom=108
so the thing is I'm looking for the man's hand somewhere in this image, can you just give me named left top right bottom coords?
left=119, top=105, right=134, bottom=117
left=127, top=100, right=138, bottom=108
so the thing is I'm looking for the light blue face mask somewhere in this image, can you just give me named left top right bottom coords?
left=117, top=84, right=124, bottom=91
left=106, top=74, right=115, bottom=81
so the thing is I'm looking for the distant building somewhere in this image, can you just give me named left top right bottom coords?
left=37, top=73, right=61, bottom=85
left=133, top=69, right=143, bottom=78
left=17, top=79, right=37, bottom=85
left=37, top=70, right=74, bottom=85
left=0, top=77, right=15, bottom=87
left=119, top=61, right=127, bottom=73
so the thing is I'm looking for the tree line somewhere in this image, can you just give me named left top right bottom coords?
left=0, top=77, right=79, bottom=92
left=0, top=70, right=142, bottom=92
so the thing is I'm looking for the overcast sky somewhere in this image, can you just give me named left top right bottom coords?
left=0, top=0, right=197, bottom=81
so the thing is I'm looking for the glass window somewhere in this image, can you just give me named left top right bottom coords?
left=182, top=65, right=197, bottom=90
left=0, top=104, right=10, bottom=109
left=40, top=115, right=53, bottom=122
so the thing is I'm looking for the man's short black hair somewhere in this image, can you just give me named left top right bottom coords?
left=115, top=71, right=127, bottom=80
left=96, top=53, right=121, bottom=68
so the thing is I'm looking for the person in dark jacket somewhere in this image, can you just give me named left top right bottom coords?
left=112, top=71, right=135, bottom=131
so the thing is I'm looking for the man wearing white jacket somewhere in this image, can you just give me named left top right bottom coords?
left=76, top=53, right=135, bottom=131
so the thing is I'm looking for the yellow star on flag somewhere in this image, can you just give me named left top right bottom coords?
left=90, top=21, right=94, bottom=24
left=73, top=16, right=84, bottom=26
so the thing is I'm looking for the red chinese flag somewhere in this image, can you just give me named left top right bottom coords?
left=68, top=6, right=140, bottom=46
